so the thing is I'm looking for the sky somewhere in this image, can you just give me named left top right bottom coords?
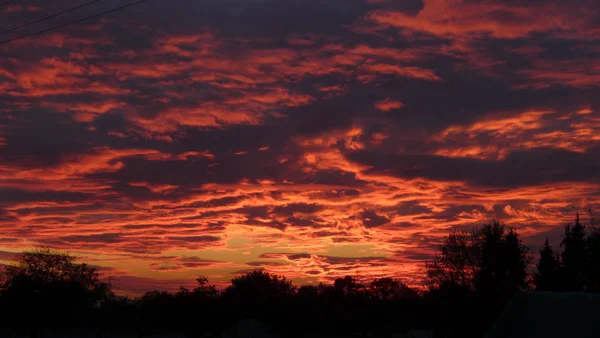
left=0, top=0, right=599, bottom=295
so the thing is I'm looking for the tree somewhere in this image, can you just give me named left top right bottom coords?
left=222, top=270, right=295, bottom=304
left=0, top=248, right=112, bottom=331
left=0, top=248, right=112, bottom=307
left=192, top=276, right=218, bottom=298
left=333, top=276, right=366, bottom=298
left=296, top=285, right=320, bottom=300
left=140, top=290, right=175, bottom=305
left=220, top=270, right=296, bottom=330
left=586, top=229, right=600, bottom=292
left=473, top=222, right=506, bottom=296
left=583, top=210, right=600, bottom=292
left=534, top=238, right=560, bottom=291
left=425, top=222, right=529, bottom=338
left=560, top=214, right=587, bottom=291
left=369, top=278, right=418, bottom=300
left=475, top=225, right=529, bottom=297
left=426, top=222, right=528, bottom=296
left=138, top=290, right=177, bottom=331
left=425, top=229, right=476, bottom=290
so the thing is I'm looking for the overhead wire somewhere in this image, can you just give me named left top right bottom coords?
left=0, top=0, right=102, bottom=36
left=0, top=0, right=149, bottom=45
left=0, top=0, right=15, bottom=8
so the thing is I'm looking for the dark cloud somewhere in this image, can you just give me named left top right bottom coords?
left=272, top=203, right=323, bottom=216
left=360, top=209, right=392, bottom=228
left=348, top=147, right=600, bottom=187
left=136, top=0, right=383, bottom=38
left=309, top=189, right=362, bottom=200
left=245, top=261, right=287, bottom=267
left=165, top=236, right=221, bottom=243
left=283, top=216, right=326, bottom=228
left=0, top=188, right=93, bottom=204
left=179, top=256, right=224, bottom=266
left=0, top=208, right=18, bottom=223
left=187, top=196, right=247, bottom=208
left=0, top=0, right=598, bottom=294
left=59, top=233, right=123, bottom=243
left=397, top=201, right=432, bottom=215
left=287, top=253, right=312, bottom=260
left=0, top=110, right=101, bottom=167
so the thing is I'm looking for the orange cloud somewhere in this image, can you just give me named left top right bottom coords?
left=516, top=59, right=600, bottom=88
left=434, top=109, right=600, bottom=159
left=367, top=0, right=590, bottom=39
left=1, top=1, right=598, bottom=295
left=374, top=98, right=405, bottom=112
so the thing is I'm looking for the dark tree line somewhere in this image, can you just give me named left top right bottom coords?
left=0, top=249, right=113, bottom=333
left=422, top=214, right=600, bottom=337
left=1, top=214, right=600, bottom=337
left=534, top=214, right=600, bottom=292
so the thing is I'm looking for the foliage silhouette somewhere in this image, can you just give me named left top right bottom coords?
left=222, top=270, right=295, bottom=304
left=2, top=214, right=600, bottom=338
left=426, top=221, right=528, bottom=295
left=561, top=213, right=587, bottom=291
left=586, top=227, right=600, bottom=292
left=425, top=221, right=529, bottom=338
left=425, top=229, right=475, bottom=290
left=0, top=248, right=112, bottom=331
left=534, top=238, right=561, bottom=291
left=369, top=277, right=419, bottom=301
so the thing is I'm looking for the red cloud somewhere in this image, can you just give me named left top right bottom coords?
left=367, top=0, right=592, bottom=39
left=0, top=0, right=598, bottom=295
left=374, top=98, right=404, bottom=112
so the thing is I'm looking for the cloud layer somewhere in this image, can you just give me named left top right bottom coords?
left=1, top=0, right=599, bottom=294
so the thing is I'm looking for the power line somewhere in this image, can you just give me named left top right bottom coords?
left=0, top=0, right=102, bottom=36
left=0, top=0, right=15, bottom=8
left=0, top=0, right=148, bottom=45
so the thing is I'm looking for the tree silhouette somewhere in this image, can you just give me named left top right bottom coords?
left=192, top=276, right=218, bottom=298
left=586, top=228, right=600, bottom=292
left=222, top=270, right=295, bottom=305
left=425, top=222, right=529, bottom=338
left=4, top=216, right=599, bottom=338
left=534, top=238, right=561, bottom=291
left=333, top=275, right=366, bottom=298
left=426, top=222, right=528, bottom=295
left=369, top=277, right=418, bottom=300
left=425, top=229, right=475, bottom=290
left=0, top=248, right=112, bottom=331
left=474, top=224, right=529, bottom=298
left=560, top=214, right=587, bottom=291
left=137, top=276, right=220, bottom=335
left=0, top=248, right=112, bottom=306
left=296, top=284, right=320, bottom=301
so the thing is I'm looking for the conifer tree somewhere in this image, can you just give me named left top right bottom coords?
left=534, top=238, right=560, bottom=291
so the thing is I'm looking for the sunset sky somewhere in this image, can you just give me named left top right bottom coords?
left=1, top=0, right=599, bottom=295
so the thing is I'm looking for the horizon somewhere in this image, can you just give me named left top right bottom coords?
left=1, top=0, right=599, bottom=296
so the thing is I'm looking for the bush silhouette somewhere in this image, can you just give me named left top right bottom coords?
left=0, top=248, right=112, bottom=329
left=2, top=214, right=600, bottom=338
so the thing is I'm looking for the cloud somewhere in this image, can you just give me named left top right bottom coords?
left=433, top=109, right=600, bottom=159
left=360, top=209, right=392, bottom=227
left=166, top=236, right=221, bottom=243
left=60, top=233, right=123, bottom=243
left=366, top=0, right=596, bottom=39
left=0, top=0, right=598, bottom=294
left=0, top=188, right=93, bottom=204
left=374, top=98, right=404, bottom=112
left=347, top=146, right=600, bottom=187
left=272, top=203, right=324, bottom=216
